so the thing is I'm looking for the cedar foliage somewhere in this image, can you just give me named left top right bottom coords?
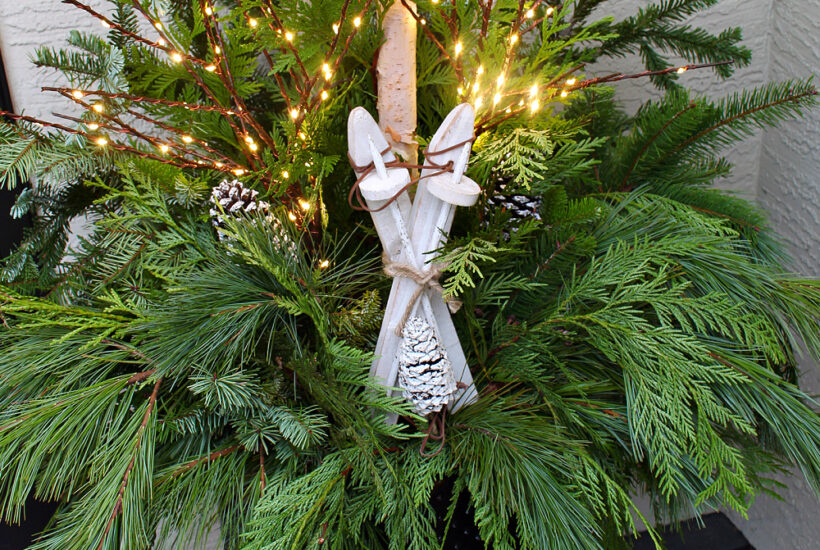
left=0, top=0, right=819, bottom=548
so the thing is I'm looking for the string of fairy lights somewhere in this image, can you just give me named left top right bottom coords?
left=6, top=0, right=731, bottom=249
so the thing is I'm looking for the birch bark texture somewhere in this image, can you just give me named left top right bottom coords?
left=376, top=1, right=418, bottom=165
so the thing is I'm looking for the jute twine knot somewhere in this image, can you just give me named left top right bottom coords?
left=382, top=252, right=462, bottom=336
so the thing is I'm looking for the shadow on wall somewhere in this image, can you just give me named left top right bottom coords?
left=633, top=513, right=754, bottom=550
left=0, top=48, right=29, bottom=256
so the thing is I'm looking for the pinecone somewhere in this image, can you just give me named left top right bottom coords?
left=484, top=164, right=542, bottom=239
left=209, top=179, right=270, bottom=234
left=397, top=317, right=457, bottom=417
left=208, top=180, right=296, bottom=255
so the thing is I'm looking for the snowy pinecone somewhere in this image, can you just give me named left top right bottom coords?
left=208, top=180, right=295, bottom=255
left=209, top=179, right=270, bottom=234
left=397, top=317, right=457, bottom=417
left=484, top=167, right=542, bottom=240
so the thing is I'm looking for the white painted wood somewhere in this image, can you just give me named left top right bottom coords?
left=347, top=107, right=412, bottom=260
left=409, top=104, right=476, bottom=264
left=347, top=104, right=479, bottom=422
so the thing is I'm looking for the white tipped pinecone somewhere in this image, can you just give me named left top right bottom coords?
left=397, top=317, right=457, bottom=417
left=208, top=180, right=296, bottom=255
left=484, top=158, right=542, bottom=239
left=209, top=179, right=270, bottom=233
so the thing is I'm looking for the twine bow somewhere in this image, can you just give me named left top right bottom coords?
left=382, top=252, right=462, bottom=336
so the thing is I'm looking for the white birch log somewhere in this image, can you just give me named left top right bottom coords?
left=376, top=0, right=418, bottom=165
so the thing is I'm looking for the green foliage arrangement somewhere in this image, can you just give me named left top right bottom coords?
left=0, top=0, right=818, bottom=548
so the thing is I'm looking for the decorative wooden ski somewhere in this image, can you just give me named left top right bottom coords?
left=347, top=104, right=480, bottom=422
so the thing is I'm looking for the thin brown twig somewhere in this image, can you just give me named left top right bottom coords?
left=398, top=0, right=453, bottom=70
left=166, top=445, right=243, bottom=481
left=127, top=0, right=258, bottom=169
left=61, top=0, right=207, bottom=67
left=42, top=87, right=236, bottom=116
left=0, top=112, right=224, bottom=172
left=260, top=451, right=267, bottom=494
left=202, top=1, right=278, bottom=157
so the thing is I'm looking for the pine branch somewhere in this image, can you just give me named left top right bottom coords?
left=98, top=378, right=162, bottom=550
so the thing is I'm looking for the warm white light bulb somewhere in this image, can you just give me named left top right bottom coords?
left=204, top=5, right=213, bottom=15
left=290, top=108, right=299, bottom=119
left=530, top=84, right=538, bottom=97
left=455, top=41, right=463, bottom=56
left=332, top=23, right=339, bottom=34
left=525, top=8, right=534, bottom=18
left=171, top=52, right=183, bottom=63
left=676, top=66, right=687, bottom=74
left=566, top=77, right=577, bottom=86
left=282, top=170, right=290, bottom=179
left=285, top=31, right=294, bottom=42
left=92, top=103, right=104, bottom=113
left=72, top=90, right=84, bottom=99
left=159, top=144, right=170, bottom=153
left=205, top=64, right=217, bottom=72
left=321, top=90, right=329, bottom=100
left=96, top=137, right=108, bottom=146
left=353, top=16, right=361, bottom=27
left=493, top=92, right=502, bottom=105
left=249, top=142, right=258, bottom=151
left=248, top=18, right=258, bottom=28
left=182, top=135, right=194, bottom=143
left=87, top=123, right=99, bottom=130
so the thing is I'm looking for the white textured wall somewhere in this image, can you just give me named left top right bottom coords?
left=588, top=0, right=774, bottom=197
left=0, top=0, right=107, bottom=121
left=1, top=1, right=819, bottom=549
left=733, top=0, right=820, bottom=548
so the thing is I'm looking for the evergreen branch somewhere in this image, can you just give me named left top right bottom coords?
left=620, top=101, right=697, bottom=189
left=98, top=378, right=162, bottom=550
left=662, top=86, right=818, bottom=162
left=167, top=445, right=243, bottom=481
